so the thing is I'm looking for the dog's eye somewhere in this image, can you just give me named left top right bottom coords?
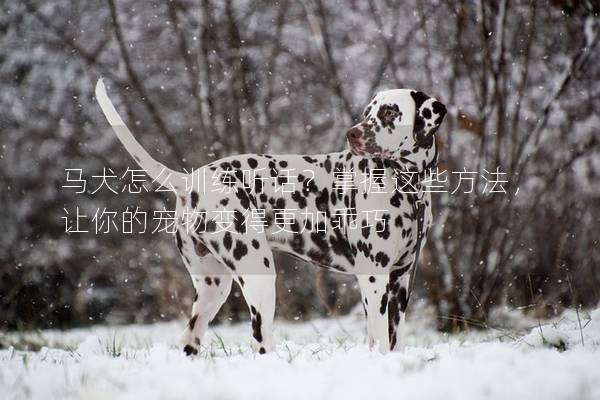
left=383, top=109, right=397, bottom=118
left=380, top=109, right=398, bottom=121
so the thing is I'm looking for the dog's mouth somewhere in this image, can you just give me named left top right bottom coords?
left=348, top=139, right=366, bottom=155
left=350, top=143, right=365, bottom=155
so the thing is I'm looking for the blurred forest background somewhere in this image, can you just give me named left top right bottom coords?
left=1, top=0, right=599, bottom=332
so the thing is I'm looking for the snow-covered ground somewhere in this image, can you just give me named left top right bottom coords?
left=1, top=307, right=599, bottom=400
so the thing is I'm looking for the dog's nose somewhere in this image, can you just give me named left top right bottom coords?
left=346, top=127, right=362, bottom=142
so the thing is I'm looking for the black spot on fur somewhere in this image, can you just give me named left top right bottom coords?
left=410, top=90, right=429, bottom=109
left=328, top=230, right=355, bottom=265
left=357, top=241, right=371, bottom=258
left=395, top=215, right=404, bottom=227
left=205, top=219, right=217, bottom=233
left=205, top=277, right=212, bottom=285
left=391, top=265, right=411, bottom=279
left=361, top=224, right=371, bottom=239
left=379, top=293, right=388, bottom=314
left=363, top=105, right=372, bottom=118
left=390, top=191, right=403, bottom=208
left=377, top=103, right=400, bottom=129
left=233, top=240, right=248, bottom=260
left=223, top=232, right=233, bottom=251
left=188, top=314, right=198, bottom=330
left=233, top=209, right=246, bottom=233
left=254, top=175, right=264, bottom=194
left=252, top=239, right=260, bottom=249
left=432, top=101, right=447, bottom=120
left=376, top=214, right=391, bottom=240
left=310, top=231, right=329, bottom=252
left=248, top=158, right=258, bottom=169
left=191, top=191, right=199, bottom=208
left=388, top=295, right=399, bottom=345
left=291, top=191, right=307, bottom=209
left=275, top=197, right=286, bottom=210
left=175, top=230, right=183, bottom=254
left=399, top=287, right=409, bottom=312
left=264, top=257, right=270, bottom=268
left=315, top=188, right=330, bottom=214
left=235, top=190, right=251, bottom=210
left=223, top=257, right=236, bottom=271
left=375, top=251, right=390, bottom=268
left=358, top=158, right=369, bottom=173
left=252, top=312, right=263, bottom=342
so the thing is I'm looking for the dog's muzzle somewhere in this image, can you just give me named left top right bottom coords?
left=346, top=127, right=364, bottom=154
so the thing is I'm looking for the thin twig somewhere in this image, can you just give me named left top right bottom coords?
left=567, top=274, right=585, bottom=347
left=106, top=0, right=186, bottom=169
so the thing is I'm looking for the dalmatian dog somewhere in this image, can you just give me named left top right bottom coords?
left=95, top=79, right=446, bottom=355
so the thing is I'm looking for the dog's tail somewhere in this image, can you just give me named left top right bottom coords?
left=95, top=78, right=187, bottom=192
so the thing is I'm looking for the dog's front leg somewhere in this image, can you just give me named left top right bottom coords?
left=358, top=273, right=390, bottom=354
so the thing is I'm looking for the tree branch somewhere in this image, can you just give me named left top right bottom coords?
left=106, top=0, right=186, bottom=169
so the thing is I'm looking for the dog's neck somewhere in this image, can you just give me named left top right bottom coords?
left=378, top=140, right=438, bottom=178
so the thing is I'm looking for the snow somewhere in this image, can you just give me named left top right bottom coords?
left=1, top=307, right=599, bottom=400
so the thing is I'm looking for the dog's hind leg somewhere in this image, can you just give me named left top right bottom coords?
left=175, top=226, right=233, bottom=356
left=184, top=188, right=277, bottom=354
left=180, top=254, right=232, bottom=356
left=236, top=271, right=277, bottom=354
left=201, top=230, right=277, bottom=354
left=227, top=236, right=277, bottom=354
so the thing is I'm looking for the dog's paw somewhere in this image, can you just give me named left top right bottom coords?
left=183, top=344, right=199, bottom=356
left=251, top=341, right=273, bottom=355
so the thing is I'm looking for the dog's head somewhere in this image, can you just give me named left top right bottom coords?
left=346, top=89, right=447, bottom=166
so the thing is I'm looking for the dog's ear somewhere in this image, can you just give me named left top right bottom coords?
left=411, top=91, right=447, bottom=145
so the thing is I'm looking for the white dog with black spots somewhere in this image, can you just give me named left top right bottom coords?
left=95, top=79, right=447, bottom=355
